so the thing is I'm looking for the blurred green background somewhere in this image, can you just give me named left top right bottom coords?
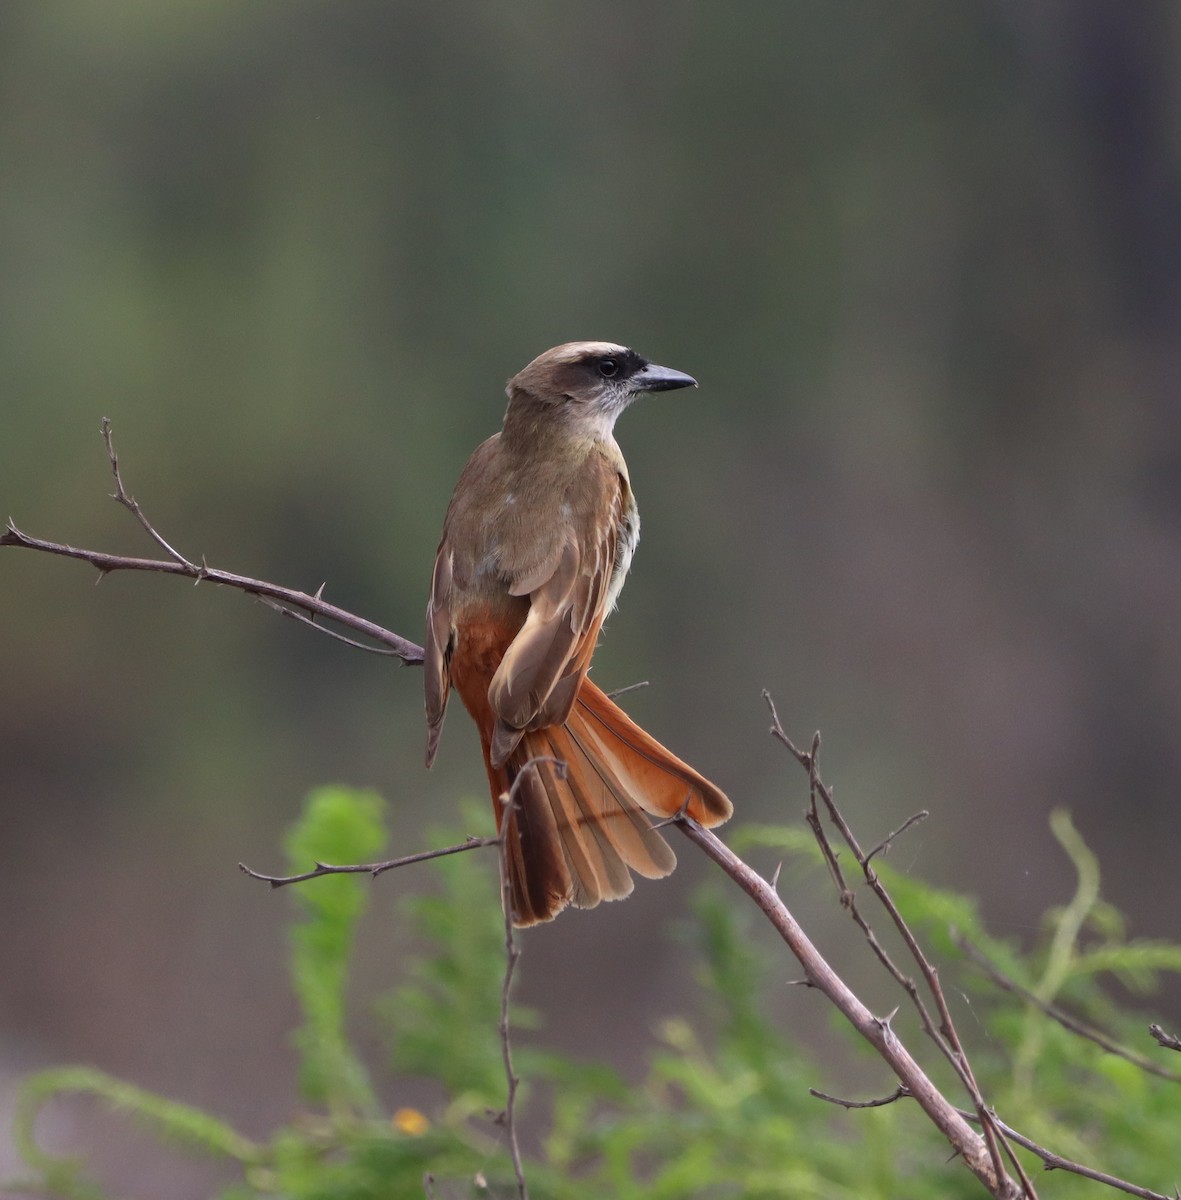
left=3, top=1, right=1181, bottom=1192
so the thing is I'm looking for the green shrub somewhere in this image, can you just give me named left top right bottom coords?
left=8, top=792, right=1180, bottom=1198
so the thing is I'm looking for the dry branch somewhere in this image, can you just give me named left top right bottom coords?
left=956, top=935, right=1181, bottom=1085
left=238, top=836, right=499, bottom=887
left=675, top=814, right=1025, bottom=1198
left=762, top=692, right=1028, bottom=1193
left=2, top=421, right=424, bottom=665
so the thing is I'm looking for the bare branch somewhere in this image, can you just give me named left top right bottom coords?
left=495, top=759, right=565, bottom=1200
left=865, top=810, right=929, bottom=867
left=810, top=1086, right=909, bottom=1109
left=102, top=417, right=196, bottom=568
left=957, top=936, right=1181, bottom=1084
left=763, top=689, right=813, bottom=770
left=2, top=520, right=424, bottom=664
left=255, top=595, right=409, bottom=655
left=605, top=680, right=649, bottom=700
left=673, top=814, right=1025, bottom=1199
left=651, top=793, right=694, bottom=832
left=2, top=420, right=426, bottom=664
left=956, top=1108, right=1178, bottom=1200
left=760, top=691, right=1028, bottom=1196
left=238, top=836, right=498, bottom=887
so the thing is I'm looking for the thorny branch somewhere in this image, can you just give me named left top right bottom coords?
left=1, top=421, right=425, bottom=665
left=815, top=1088, right=1178, bottom=1200
left=102, top=415, right=194, bottom=567
left=238, top=836, right=500, bottom=887
left=956, top=935, right=1181, bottom=1084
left=494, top=758, right=565, bottom=1200
left=762, top=690, right=1028, bottom=1196
left=810, top=1085, right=909, bottom=1109
left=673, top=813, right=1025, bottom=1199
left=960, top=1110, right=1180, bottom=1200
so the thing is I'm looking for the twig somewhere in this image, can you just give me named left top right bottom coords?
left=255, top=594, right=408, bottom=655
left=1149, top=1024, right=1181, bottom=1053
left=866, top=810, right=930, bottom=867
left=238, top=836, right=500, bottom=887
left=956, top=936, right=1181, bottom=1084
left=495, top=759, right=565, bottom=1200
left=762, top=692, right=1027, bottom=1196
left=673, top=813, right=1024, bottom=1199
left=102, top=417, right=195, bottom=568
left=605, top=680, right=649, bottom=700
left=2, top=425, right=424, bottom=665
left=811, top=1086, right=909, bottom=1109
left=651, top=794, right=694, bottom=831
left=954, top=1107, right=1179, bottom=1200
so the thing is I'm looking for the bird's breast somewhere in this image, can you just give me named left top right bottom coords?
left=604, top=492, right=639, bottom=614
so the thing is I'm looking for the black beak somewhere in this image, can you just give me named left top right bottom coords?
left=630, top=361, right=698, bottom=393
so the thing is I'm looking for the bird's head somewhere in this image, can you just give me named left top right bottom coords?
left=504, top=341, right=697, bottom=437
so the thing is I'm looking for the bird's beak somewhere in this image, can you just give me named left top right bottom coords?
left=630, top=361, right=698, bottom=393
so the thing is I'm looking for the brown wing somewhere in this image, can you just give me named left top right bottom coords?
left=487, top=472, right=625, bottom=768
left=424, top=544, right=454, bottom=768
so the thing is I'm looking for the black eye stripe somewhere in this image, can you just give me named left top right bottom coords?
left=580, top=348, right=647, bottom=383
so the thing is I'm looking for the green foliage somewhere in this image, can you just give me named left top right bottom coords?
left=284, top=786, right=388, bottom=1117
left=380, top=800, right=521, bottom=1109
left=8, top=790, right=1181, bottom=1198
left=10, top=1066, right=263, bottom=1200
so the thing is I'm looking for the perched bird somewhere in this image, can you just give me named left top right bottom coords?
left=425, top=341, right=732, bottom=925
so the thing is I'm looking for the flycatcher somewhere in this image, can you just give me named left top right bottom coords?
left=425, top=341, right=732, bottom=925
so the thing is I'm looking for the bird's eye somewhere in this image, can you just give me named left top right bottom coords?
left=597, top=357, right=619, bottom=378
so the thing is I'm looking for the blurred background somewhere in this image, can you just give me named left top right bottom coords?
left=3, top=1, right=1181, bottom=1192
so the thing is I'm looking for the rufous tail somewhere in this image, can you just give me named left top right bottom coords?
left=483, top=679, right=733, bottom=926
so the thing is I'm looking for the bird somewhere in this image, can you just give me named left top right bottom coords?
left=424, top=341, right=733, bottom=925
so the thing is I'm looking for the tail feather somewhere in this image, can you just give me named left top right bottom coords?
left=537, top=719, right=674, bottom=885
left=573, top=679, right=733, bottom=826
left=533, top=730, right=625, bottom=907
left=490, top=679, right=732, bottom=925
left=494, top=761, right=570, bottom=924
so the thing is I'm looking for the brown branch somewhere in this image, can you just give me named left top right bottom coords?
left=2, top=422, right=424, bottom=665
left=238, top=836, right=499, bottom=887
left=819, top=1086, right=1174, bottom=1200
left=811, top=1085, right=909, bottom=1109
left=102, top=416, right=195, bottom=568
left=866, top=810, right=930, bottom=867
left=673, top=814, right=1024, bottom=1199
left=255, top=594, right=408, bottom=655
left=955, top=1108, right=1179, bottom=1200
left=956, top=936, right=1181, bottom=1084
left=494, top=758, right=565, bottom=1200
left=761, top=691, right=1030, bottom=1197
left=497, top=787, right=528, bottom=1200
